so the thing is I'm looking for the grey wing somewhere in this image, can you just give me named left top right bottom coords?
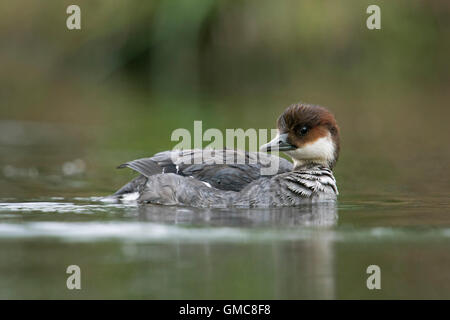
left=114, top=149, right=292, bottom=194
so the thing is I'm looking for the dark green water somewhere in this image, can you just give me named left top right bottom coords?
left=0, top=114, right=449, bottom=299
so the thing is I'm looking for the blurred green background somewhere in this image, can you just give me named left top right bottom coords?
left=0, top=0, right=449, bottom=299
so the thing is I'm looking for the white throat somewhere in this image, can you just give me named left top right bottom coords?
left=285, top=133, right=335, bottom=169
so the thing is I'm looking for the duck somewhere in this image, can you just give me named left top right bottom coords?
left=114, top=103, right=340, bottom=208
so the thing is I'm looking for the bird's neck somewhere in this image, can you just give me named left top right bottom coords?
left=292, top=159, right=331, bottom=171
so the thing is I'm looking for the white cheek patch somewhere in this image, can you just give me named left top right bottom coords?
left=286, top=134, right=335, bottom=165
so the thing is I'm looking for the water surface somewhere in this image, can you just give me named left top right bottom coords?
left=0, top=114, right=449, bottom=300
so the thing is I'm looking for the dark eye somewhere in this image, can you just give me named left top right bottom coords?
left=298, top=126, right=309, bottom=135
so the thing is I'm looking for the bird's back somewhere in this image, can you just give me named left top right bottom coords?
left=114, top=149, right=293, bottom=195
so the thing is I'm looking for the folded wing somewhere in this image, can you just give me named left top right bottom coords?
left=114, top=149, right=292, bottom=194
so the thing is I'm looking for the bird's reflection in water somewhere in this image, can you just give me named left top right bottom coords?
left=132, top=203, right=337, bottom=298
left=137, top=202, right=338, bottom=228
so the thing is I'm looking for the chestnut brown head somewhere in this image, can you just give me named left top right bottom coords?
left=260, top=103, right=340, bottom=169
